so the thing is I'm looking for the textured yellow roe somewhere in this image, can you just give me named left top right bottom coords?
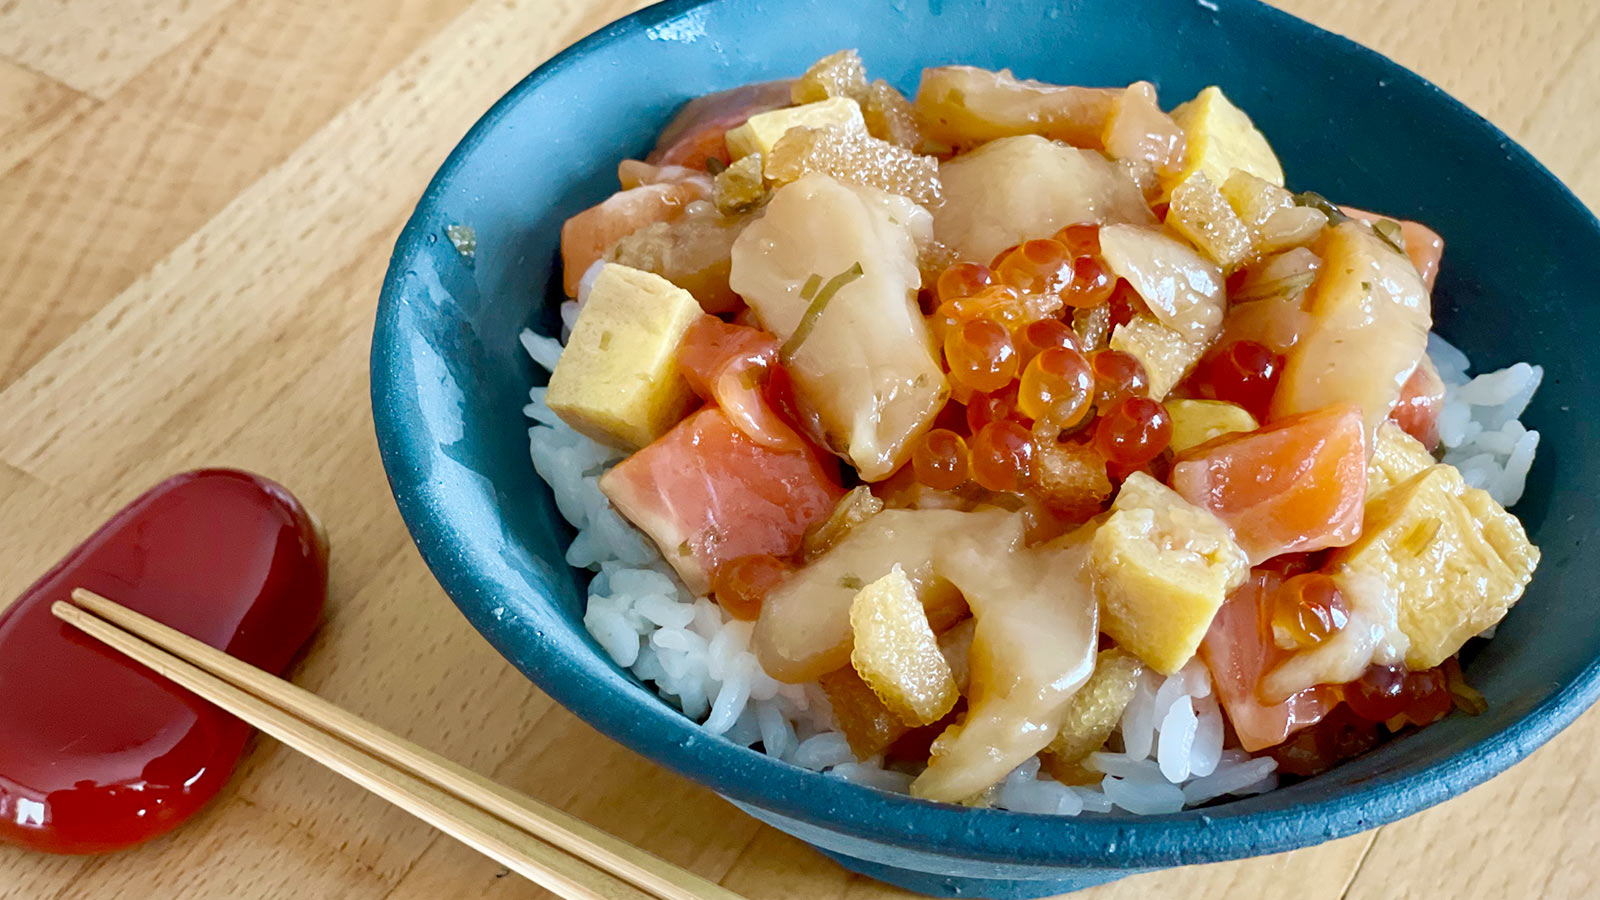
left=848, top=565, right=960, bottom=727
left=765, top=124, right=942, bottom=208
left=1040, top=648, right=1145, bottom=783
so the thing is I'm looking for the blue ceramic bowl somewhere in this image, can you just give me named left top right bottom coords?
left=371, top=0, right=1600, bottom=895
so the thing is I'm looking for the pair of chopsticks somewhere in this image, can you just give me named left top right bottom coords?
left=54, top=590, right=745, bottom=900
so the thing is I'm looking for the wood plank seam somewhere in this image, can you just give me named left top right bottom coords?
left=0, top=0, right=610, bottom=489
left=0, top=66, right=99, bottom=180
left=0, top=0, right=247, bottom=101
left=1335, top=828, right=1383, bottom=900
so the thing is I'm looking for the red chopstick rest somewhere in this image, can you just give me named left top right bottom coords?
left=0, top=469, right=329, bottom=854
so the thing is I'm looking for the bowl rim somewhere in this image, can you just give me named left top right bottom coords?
left=372, top=0, right=1600, bottom=869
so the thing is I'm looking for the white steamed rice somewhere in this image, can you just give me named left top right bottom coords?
left=520, top=328, right=1537, bottom=815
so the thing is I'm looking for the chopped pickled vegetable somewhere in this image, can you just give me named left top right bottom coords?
left=1291, top=191, right=1349, bottom=224
left=712, top=154, right=768, bottom=214
left=1219, top=170, right=1293, bottom=232
left=1167, top=174, right=1252, bottom=270
left=1031, top=439, right=1113, bottom=521
left=792, top=49, right=924, bottom=148
left=849, top=565, right=960, bottom=726
left=792, top=49, right=868, bottom=105
left=819, top=666, right=911, bottom=757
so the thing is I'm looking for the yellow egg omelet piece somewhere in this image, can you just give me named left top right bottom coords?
left=1163, top=86, right=1284, bottom=195
left=724, top=97, right=865, bottom=160
left=1330, top=463, right=1539, bottom=669
left=1090, top=472, right=1250, bottom=674
left=545, top=263, right=702, bottom=449
left=1166, top=399, right=1259, bottom=453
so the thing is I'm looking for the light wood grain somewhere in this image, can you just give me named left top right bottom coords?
left=0, top=0, right=474, bottom=388
left=0, top=1, right=1596, bottom=898
left=0, top=60, right=94, bottom=177
left=0, top=0, right=237, bottom=98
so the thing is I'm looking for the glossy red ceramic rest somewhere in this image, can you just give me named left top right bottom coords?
left=0, top=469, right=328, bottom=854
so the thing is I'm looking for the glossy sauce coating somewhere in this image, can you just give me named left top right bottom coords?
left=0, top=470, right=328, bottom=854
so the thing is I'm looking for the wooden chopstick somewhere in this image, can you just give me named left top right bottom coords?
left=65, top=588, right=737, bottom=900
left=56, top=590, right=742, bottom=900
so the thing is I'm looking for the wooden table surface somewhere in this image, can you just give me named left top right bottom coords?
left=2, top=1, right=1597, bottom=897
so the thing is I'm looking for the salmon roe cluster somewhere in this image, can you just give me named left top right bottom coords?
left=914, top=223, right=1175, bottom=503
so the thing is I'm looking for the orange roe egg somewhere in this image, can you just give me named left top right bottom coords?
left=1270, top=573, right=1351, bottom=650
left=1063, top=256, right=1115, bottom=308
left=1344, top=665, right=1409, bottom=722
left=944, top=318, right=1019, bottom=393
left=912, top=428, right=971, bottom=490
left=1106, top=280, right=1141, bottom=329
left=1397, top=667, right=1455, bottom=727
left=970, top=419, right=1034, bottom=493
left=711, top=554, right=792, bottom=621
left=1089, top=349, right=1150, bottom=409
left=995, top=239, right=1074, bottom=296
left=1195, top=340, right=1284, bottom=422
left=940, top=284, right=1046, bottom=331
left=1093, top=396, right=1172, bottom=467
left=1014, top=319, right=1084, bottom=365
left=1017, top=348, right=1094, bottom=428
left=936, top=261, right=994, bottom=304
left=965, top=384, right=1021, bottom=434
left=1055, top=223, right=1102, bottom=257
